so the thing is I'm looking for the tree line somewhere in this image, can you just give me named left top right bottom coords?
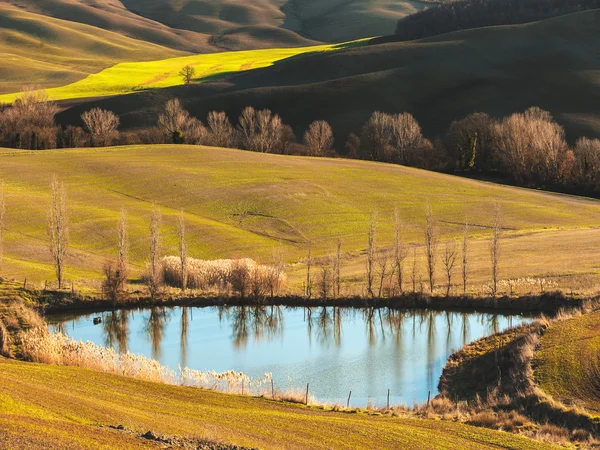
left=392, top=0, right=600, bottom=42
left=2, top=90, right=600, bottom=195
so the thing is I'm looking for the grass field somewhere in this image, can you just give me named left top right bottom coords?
left=0, top=145, right=599, bottom=293
left=535, top=310, right=600, bottom=415
left=0, top=357, right=560, bottom=449
left=0, top=39, right=366, bottom=103
left=0, top=5, right=185, bottom=94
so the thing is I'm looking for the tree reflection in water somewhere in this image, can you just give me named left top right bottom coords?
left=219, top=305, right=284, bottom=349
left=145, top=307, right=170, bottom=360
left=102, top=310, right=130, bottom=354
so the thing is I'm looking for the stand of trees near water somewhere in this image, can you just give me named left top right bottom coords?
left=2, top=90, right=600, bottom=196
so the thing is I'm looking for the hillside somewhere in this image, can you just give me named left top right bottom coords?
left=4, top=0, right=421, bottom=51
left=535, top=310, right=600, bottom=414
left=0, top=40, right=365, bottom=103
left=0, top=145, right=599, bottom=292
left=0, top=358, right=558, bottom=449
left=56, top=9, right=600, bottom=144
left=0, top=5, right=184, bottom=94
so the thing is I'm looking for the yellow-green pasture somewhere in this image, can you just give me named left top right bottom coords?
left=0, top=145, right=600, bottom=293
left=0, top=38, right=366, bottom=103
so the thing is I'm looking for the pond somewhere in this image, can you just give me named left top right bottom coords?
left=49, top=306, right=530, bottom=407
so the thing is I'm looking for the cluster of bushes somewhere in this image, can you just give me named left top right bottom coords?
left=158, top=256, right=286, bottom=298
left=393, top=0, right=600, bottom=42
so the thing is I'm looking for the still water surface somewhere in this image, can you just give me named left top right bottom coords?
left=49, top=306, right=529, bottom=406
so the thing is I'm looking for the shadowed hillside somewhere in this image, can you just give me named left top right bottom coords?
left=4, top=0, right=425, bottom=50
left=58, top=10, right=600, bottom=143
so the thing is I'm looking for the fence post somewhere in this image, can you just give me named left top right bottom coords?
left=271, top=379, right=275, bottom=399
left=387, top=389, right=390, bottom=410
left=242, top=379, right=244, bottom=396
left=305, top=383, right=309, bottom=406
left=23, top=278, right=27, bottom=289
left=347, top=391, right=352, bottom=408
left=427, top=391, right=431, bottom=409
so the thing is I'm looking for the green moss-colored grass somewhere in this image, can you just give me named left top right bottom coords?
left=0, top=145, right=600, bottom=292
left=535, top=311, right=600, bottom=414
left=0, top=5, right=185, bottom=95
left=0, top=37, right=366, bottom=103
left=0, top=358, right=560, bottom=449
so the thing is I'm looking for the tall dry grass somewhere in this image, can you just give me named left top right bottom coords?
left=157, top=256, right=286, bottom=296
left=20, top=328, right=272, bottom=396
left=0, top=318, right=10, bottom=357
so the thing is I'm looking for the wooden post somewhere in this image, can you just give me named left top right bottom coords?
left=242, top=379, right=244, bottom=396
left=347, top=391, right=352, bottom=408
left=305, top=383, right=309, bottom=406
left=271, top=379, right=275, bottom=399
left=387, top=389, right=390, bottom=410
left=23, top=278, right=27, bottom=289
left=44, top=280, right=47, bottom=292
left=427, top=391, right=431, bottom=409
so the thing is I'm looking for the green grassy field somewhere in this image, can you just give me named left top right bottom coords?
left=0, top=357, right=560, bottom=449
left=0, top=5, right=185, bottom=95
left=0, top=145, right=600, bottom=293
left=535, top=310, right=600, bottom=415
left=0, top=39, right=366, bottom=103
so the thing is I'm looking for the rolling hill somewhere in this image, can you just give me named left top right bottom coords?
left=0, top=5, right=184, bottom=94
left=55, top=9, right=600, bottom=145
left=0, top=40, right=365, bottom=103
left=4, top=0, right=423, bottom=52
left=0, top=145, right=599, bottom=293
left=0, top=358, right=558, bottom=449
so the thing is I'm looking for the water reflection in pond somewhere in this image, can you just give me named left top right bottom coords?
left=49, top=306, right=529, bottom=406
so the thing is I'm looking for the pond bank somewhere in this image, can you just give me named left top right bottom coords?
left=37, top=291, right=587, bottom=316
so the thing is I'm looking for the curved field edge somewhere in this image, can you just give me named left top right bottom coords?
left=0, top=357, right=559, bottom=450
left=0, top=39, right=369, bottom=103
left=535, top=310, right=600, bottom=415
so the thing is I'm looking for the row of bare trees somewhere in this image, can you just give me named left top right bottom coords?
left=3, top=90, right=600, bottom=194
left=306, top=205, right=504, bottom=299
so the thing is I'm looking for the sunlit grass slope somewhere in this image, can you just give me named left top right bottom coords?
left=535, top=310, right=600, bottom=415
left=1, top=145, right=600, bottom=290
left=0, top=5, right=184, bottom=95
left=0, top=39, right=366, bottom=103
left=0, top=358, right=560, bottom=449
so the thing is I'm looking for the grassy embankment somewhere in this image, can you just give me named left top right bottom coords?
left=0, top=356, right=561, bottom=450
left=0, top=145, right=599, bottom=294
left=535, top=309, right=600, bottom=415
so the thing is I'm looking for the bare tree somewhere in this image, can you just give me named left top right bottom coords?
left=442, top=241, right=457, bottom=296
left=318, top=259, right=332, bottom=300
left=376, top=251, right=389, bottom=298
left=81, top=108, right=120, bottom=147
left=424, top=203, right=439, bottom=293
left=334, top=235, right=341, bottom=298
left=304, top=120, right=334, bottom=156
left=147, top=206, right=162, bottom=299
left=177, top=211, right=188, bottom=292
left=0, top=88, right=59, bottom=149
left=207, top=111, right=234, bottom=148
left=179, top=65, right=196, bottom=85
left=158, top=99, right=206, bottom=144
left=104, top=209, right=128, bottom=306
left=411, top=247, right=418, bottom=293
left=48, top=176, right=68, bottom=289
left=490, top=203, right=502, bottom=296
left=366, top=214, right=377, bottom=298
left=0, top=183, right=5, bottom=272
left=462, top=218, right=469, bottom=294
left=393, top=208, right=409, bottom=293
left=117, top=209, right=128, bottom=290
left=305, top=245, right=312, bottom=299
